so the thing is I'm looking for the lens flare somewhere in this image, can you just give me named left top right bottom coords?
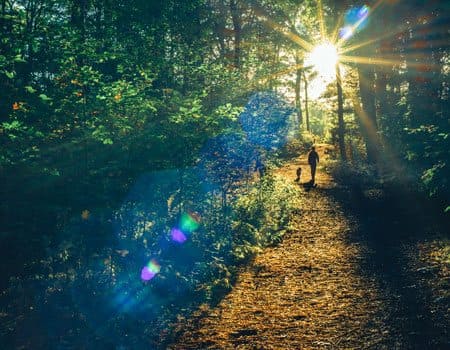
left=141, top=259, right=161, bottom=281
left=339, top=5, right=370, bottom=41
left=345, top=5, right=370, bottom=26
left=339, top=26, right=354, bottom=40
left=171, top=228, right=187, bottom=243
left=358, top=5, right=369, bottom=19
left=239, top=92, right=294, bottom=151
left=180, top=212, right=200, bottom=233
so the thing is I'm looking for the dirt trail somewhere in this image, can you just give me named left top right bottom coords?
left=168, top=145, right=448, bottom=349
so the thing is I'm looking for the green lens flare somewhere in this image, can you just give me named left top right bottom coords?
left=180, top=212, right=200, bottom=233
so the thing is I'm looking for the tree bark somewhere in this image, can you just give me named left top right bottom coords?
left=304, top=72, right=310, bottom=132
left=294, top=55, right=303, bottom=127
left=229, top=0, right=241, bottom=68
left=336, top=63, right=346, bottom=160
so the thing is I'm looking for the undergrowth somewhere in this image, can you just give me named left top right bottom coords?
left=1, top=165, right=302, bottom=349
left=325, top=158, right=380, bottom=189
left=231, top=173, right=300, bottom=263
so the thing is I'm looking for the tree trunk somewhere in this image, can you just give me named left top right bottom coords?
left=375, top=68, right=388, bottom=129
left=304, top=72, right=310, bottom=132
left=294, top=55, right=303, bottom=127
left=336, top=63, right=346, bottom=160
left=71, top=0, right=88, bottom=38
left=0, top=0, right=5, bottom=33
left=229, top=0, right=241, bottom=68
left=215, top=1, right=227, bottom=59
left=358, top=65, right=378, bottom=164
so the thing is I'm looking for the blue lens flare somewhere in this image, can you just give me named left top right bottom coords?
left=34, top=86, right=302, bottom=350
left=339, top=5, right=370, bottom=40
left=60, top=90, right=295, bottom=345
left=339, top=26, right=354, bottom=40
left=198, top=133, right=257, bottom=192
left=239, top=92, right=294, bottom=151
left=358, top=5, right=369, bottom=19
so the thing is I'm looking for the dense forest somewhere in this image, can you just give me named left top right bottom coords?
left=1, top=0, right=449, bottom=348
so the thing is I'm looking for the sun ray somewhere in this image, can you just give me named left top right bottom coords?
left=248, top=1, right=314, bottom=52
left=317, top=0, right=326, bottom=41
left=340, top=29, right=403, bottom=54
left=340, top=54, right=440, bottom=70
left=351, top=94, right=378, bottom=140
left=339, top=21, right=411, bottom=54
left=339, top=20, right=448, bottom=54
left=331, top=14, right=345, bottom=44
left=260, top=16, right=314, bottom=52
left=340, top=54, right=402, bottom=67
left=346, top=33, right=449, bottom=54
left=351, top=93, right=381, bottom=162
left=351, top=93, right=405, bottom=176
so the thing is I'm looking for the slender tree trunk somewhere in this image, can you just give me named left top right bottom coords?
left=0, top=0, right=4, bottom=24
left=336, top=63, right=346, bottom=160
left=217, top=26, right=226, bottom=59
left=229, top=0, right=241, bottom=68
left=294, top=55, right=303, bottom=127
left=71, top=0, right=89, bottom=180
left=22, top=1, right=43, bottom=85
left=213, top=0, right=227, bottom=60
left=304, top=72, right=310, bottom=132
left=0, top=0, right=6, bottom=41
left=375, top=69, right=387, bottom=125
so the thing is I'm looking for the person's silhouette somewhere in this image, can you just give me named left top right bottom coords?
left=295, top=167, right=302, bottom=182
left=307, top=146, right=319, bottom=185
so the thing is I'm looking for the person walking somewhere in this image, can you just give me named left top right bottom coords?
left=295, top=167, right=302, bottom=182
left=308, top=146, right=319, bottom=185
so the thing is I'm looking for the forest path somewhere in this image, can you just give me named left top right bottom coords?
left=167, top=145, right=448, bottom=349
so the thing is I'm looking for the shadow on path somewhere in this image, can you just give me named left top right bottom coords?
left=323, top=182, right=449, bottom=349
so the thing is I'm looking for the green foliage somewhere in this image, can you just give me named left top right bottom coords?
left=403, top=122, right=450, bottom=207
left=327, top=158, right=379, bottom=189
left=231, top=174, right=301, bottom=263
left=1, top=0, right=449, bottom=347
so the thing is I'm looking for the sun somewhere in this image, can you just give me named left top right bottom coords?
left=306, top=42, right=339, bottom=79
left=304, top=42, right=340, bottom=98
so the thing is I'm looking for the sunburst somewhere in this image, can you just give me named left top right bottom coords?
left=250, top=0, right=439, bottom=99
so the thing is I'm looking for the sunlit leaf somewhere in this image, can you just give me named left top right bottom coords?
left=39, top=94, right=52, bottom=101
left=25, top=86, right=36, bottom=93
left=4, top=70, right=15, bottom=79
left=14, top=54, right=26, bottom=63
